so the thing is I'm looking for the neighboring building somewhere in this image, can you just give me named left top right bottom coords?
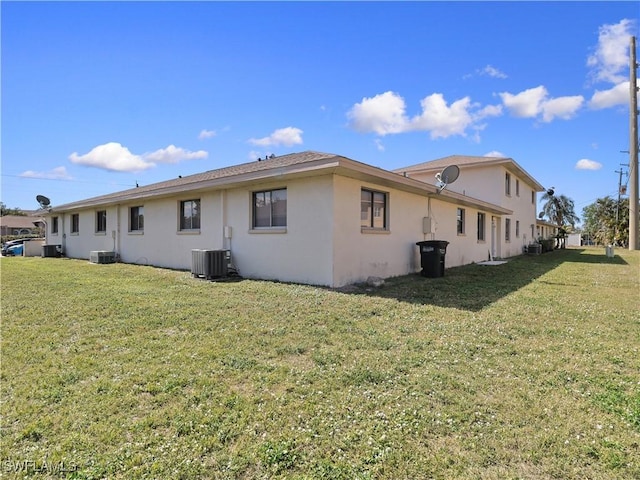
left=44, top=151, right=543, bottom=287
left=394, top=155, right=545, bottom=260
left=535, top=219, right=559, bottom=241
left=0, top=215, right=44, bottom=236
left=567, top=233, right=582, bottom=247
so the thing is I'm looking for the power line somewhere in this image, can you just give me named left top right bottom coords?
left=0, top=173, right=136, bottom=188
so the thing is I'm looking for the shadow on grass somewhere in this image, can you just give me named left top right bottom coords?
left=337, top=248, right=628, bottom=312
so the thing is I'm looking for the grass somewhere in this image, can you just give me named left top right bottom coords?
left=1, top=247, right=638, bottom=479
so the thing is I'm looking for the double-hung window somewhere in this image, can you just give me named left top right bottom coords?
left=505, top=172, right=511, bottom=196
left=130, top=206, right=144, bottom=232
left=180, top=200, right=201, bottom=231
left=505, top=218, right=511, bottom=242
left=51, top=216, right=59, bottom=235
left=253, top=189, right=287, bottom=228
left=477, top=212, right=486, bottom=241
left=361, top=189, right=387, bottom=229
left=71, top=214, right=79, bottom=234
left=457, top=208, right=465, bottom=235
left=96, top=210, right=107, bottom=233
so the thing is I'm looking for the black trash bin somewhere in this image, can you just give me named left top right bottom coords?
left=416, top=240, right=449, bottom=278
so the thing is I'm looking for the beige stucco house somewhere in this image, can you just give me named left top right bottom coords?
left=43, top=151, right=544, bottom=287
left=394, top=155, right=545, bottom=261
left=0, top=214, right=44, bottom=236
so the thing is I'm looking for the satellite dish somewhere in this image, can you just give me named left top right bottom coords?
left=538, top=212, right=545, bottom=219
left=435, top=165, right=460, bottom=193
left=36, top=194, right=51, bottom=209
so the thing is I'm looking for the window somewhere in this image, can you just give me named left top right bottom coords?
left=531, top=191, right=535, bottom=204
left=180, top=200, right=201, bottom=230
left=477, top=212, right=486, bottom=241
left=253, top=189, right=287, bottom=228
left=516, top=220, right=520, bottom=238
left=457, top=208, right=465, bottom=235
left=71, top=213, right=79, bottom=234
left=505, top=218, right=511, bottom=242
left=96, top=210, right=107, bottom=233
left=505, top=172, right=511, bottom=196
left=516, top=179, right=520, bottom=196
left=51, top=217, right=59, bottom=235
left=130, top=206, right=144, bottom=232
left=361, top=189, right=387, bottom=229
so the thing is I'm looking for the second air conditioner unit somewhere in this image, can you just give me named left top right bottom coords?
left=191, top=249, right=229, bottom=279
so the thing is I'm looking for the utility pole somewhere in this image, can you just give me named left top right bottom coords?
left=615, top=166, right=628, bottom=242
left=629, top=36, right=639, bottom=250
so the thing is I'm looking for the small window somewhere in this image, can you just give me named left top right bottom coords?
left=51, top=216, right=59, bottom=235
left=180, top=200, right=201, bottom=230
left=505, top=172, right=511, bottom=196
left=505, top=218, right=511, bottom=242
left=457, top=208, right=465, bottom=235
left=253, top=189, right=287, bottom=228
left=361, top=188, right=387, bottom=229
left=96, top=210, right=107, bottom=233
left=516, top=179, right=520, bottom=196
left=71, top=213, right=79, bottom=234
left=531, top=191, right=535, bottom=204
left=516, top=220, right=520, bottom=238
left=477, top=212, right=486, bottom=241
left=130, top=206, right=144, bottom=232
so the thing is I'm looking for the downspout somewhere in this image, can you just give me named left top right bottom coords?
left=115, top=204, right=121, bottom=260
left=61, top=213, right=66, bottom=255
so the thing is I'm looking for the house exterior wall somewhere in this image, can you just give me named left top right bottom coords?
left=330, top=176, right=502, bottom=286
left=49, top=176, right=338, bottom=286
left=45, top=160, right=541, bottom=287
left=224, top=175, right=335, bottom=286
left=408, top=164, right=538, bottom=259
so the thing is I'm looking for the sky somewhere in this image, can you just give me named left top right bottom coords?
left=2, top=1, right=638, bottom=225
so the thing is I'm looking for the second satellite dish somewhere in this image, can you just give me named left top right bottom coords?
left=435, top=165, right=460, bottom=193
left=36, top=194, right=52, bottom=210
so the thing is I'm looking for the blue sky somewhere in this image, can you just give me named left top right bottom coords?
left=2, top=1, right=638, bottom=224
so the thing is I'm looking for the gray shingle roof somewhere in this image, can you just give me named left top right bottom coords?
left=394, top=154, right=510, bottom=173
left=53, top=151, right=340, bottom=211
left=394, top=154, right=545, bottom=191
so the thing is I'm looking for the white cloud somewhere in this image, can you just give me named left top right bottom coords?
left=347, top=91, right=409, bottom=135
left=19, top=166, right=73, bottom=180
left=475, top=104, right=503, bottom=119
left=411, top=94, right=474, bottom=139
left=249, top=127, right=304, bottom=147
left=198, top=129, right=217, bottom=139
left=587, top=19, right=635, bottom=85
left=575, top=158, right=603, bottom=170
left=143, top=145, right=208, bottom=164
left=347, top=91, right=500, bottom=140
left=499, top=86, right=548, bottom=118
left=589, top=81, right=630, bottom=109
left=374, top=138, right=385, bottom=151
left=484, top=151, right=506, bottom=158
left=69, top=142, right=207, bottom=173
left=541, top=95, right=584, bottom=122
left=479, top=65, right=507, bottom=79
left=499, top=86, right=583, bottom=122
left=70, top=143, right=151, bottom=172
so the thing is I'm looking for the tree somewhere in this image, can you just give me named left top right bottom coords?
left=0, top=202, right=26, bottom=216
left=582, top=196, right=629, bottom=246
left=540, top=191, right=579, bottom=228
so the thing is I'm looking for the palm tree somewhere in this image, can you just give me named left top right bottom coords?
left=540, top=190, right=579, bottom=248
left=540, top=190, right=579, bottom=228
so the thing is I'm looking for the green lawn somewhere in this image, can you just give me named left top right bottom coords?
left=1, top=248, right=638, bottom=479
